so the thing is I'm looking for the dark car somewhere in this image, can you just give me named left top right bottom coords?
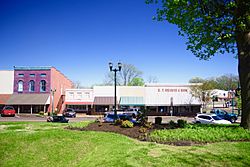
left=63, top=108, right=76, bottom=118
left=210, top=109, right=238, bottom=123
left=47, top=116, right=69, bottom=123
left=103, top=113, right=137, bottom=124
left=1, top=106, right=16, bottom=117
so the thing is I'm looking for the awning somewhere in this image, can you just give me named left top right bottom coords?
left=6, top=94, right=50, bottom=105
left=119, top=96, right=144, bottom=106
left=65, top=101, right=93, bottom=105
left=94, top=96, right=116, bottom=105
left=0, top=94, right=12, bottom=105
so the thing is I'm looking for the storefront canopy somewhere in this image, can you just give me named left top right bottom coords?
left=7, top=94, right=50, bottom=105
left=94, top=96, right=116, bottom=105
left=64, top=101, right=93, bottom=105
left=119, top=96, right=144, bottom=106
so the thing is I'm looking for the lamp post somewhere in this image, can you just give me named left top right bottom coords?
left=109, top=62, right=122, bottom=120
left=51, top=88, right=56, bottom=116
left=229, top=90, right=235, bottom=114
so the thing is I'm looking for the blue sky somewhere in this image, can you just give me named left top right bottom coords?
left=0, top=0, right=238, bottom=86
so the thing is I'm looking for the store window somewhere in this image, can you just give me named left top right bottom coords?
left=40, top=80, right=46, bottom=92
left=40, top=73, right=46, bottom=77
left=69, top=92, right=74, bottom=100
left=18, top=80, right=23, bottom=92
left=18, top=74, right=24, bottom=77
left=29, top=80, right=35, bottom=92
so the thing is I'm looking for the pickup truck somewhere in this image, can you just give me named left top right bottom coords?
left=210, top=109, right=238, bottom=123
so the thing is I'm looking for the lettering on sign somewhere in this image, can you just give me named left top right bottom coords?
left=158, top=88, right=188, bottom=93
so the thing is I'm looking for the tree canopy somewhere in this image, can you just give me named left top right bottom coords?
left=147, top=0, right=250, bottom=129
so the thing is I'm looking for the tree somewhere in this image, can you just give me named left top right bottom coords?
left=147, top=0, right=250, bottom=129
left=103, top=63, right=143, bottom=86
left=128, top=77, right=145, bottom=86
left=189, top=77, right=205, bottom=83
left=147, top=75, right=159, bottom=83
left=215, top=74, right=239, bottom=90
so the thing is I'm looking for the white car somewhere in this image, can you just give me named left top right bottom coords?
left=194, top=114, right=231, bottom=124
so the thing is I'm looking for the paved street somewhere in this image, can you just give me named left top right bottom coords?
left=0, top=114, right=241, bottom=124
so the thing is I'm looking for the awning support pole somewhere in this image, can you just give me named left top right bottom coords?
left=31, top=105, right=33, bottom=115
left=18, top=106, right=20, bottom=114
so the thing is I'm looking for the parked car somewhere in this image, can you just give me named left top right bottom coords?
left=47, top=116, right=69, bottom=123
left=63, top=108, right=76, bottom=118
left=194, top=113, right=231, bottom=124
left=103, top=113, right=137, bottom=123
left=1, top=106, right=16, bottom=117
left=210, top=109, right=238, bottom=123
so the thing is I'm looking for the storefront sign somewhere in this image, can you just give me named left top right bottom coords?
left=158, top=88, right=188, bottom=93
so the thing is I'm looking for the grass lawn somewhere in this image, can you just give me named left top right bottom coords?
left=0, top=122, right=250, bottom=167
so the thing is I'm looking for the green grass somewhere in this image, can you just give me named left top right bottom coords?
left=149, top=124, right=250, bottom=143
left=68, top=121, right=93, bottom=128
left=0, top=122, right=250, bottom=167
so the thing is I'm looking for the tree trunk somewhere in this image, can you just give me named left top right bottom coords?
left=236, top=0, right=250, bottom=129
left=237, top=32, right=250, bottom=129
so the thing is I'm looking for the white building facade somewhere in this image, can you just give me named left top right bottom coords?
left=65, top=84, right=201, bottom=116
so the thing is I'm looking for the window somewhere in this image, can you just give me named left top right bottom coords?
left=18, top=80, right=23, bottom=92
left=40, top=80, right=46, bottom=92
left=29, top=80, right=35, bottom=92
left=30, top=74, right=35, bottom=77
left=18, top=74, right=24, bottom=77
left=76, top=92, right=82, bottom=99
left=40, top=73, right=46, bottom=77
left=69, top=92, right=74, bottom=99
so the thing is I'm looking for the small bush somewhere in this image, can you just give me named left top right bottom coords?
left=155, top=117, right=162, bottom=125
left=169, top=120, right=177, bottom=129
left=114, top=119, right=123, bottom=126
left=121, top=120, right=134, bottom=128
left=139, top=127, right=147, bottom=133
left=39, top=111, right=44, bottom=115
left=143, top=122, right=152, bottom=129
left=177, top=119, right=187, bottom=128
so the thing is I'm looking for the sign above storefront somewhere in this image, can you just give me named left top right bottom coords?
left=157, top=88, right=188, bottom=93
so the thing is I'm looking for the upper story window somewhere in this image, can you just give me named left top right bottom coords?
left=76, top=92, right=82, bottom=99
left=40, top=80, right=46, bottom=92
left=40, top=73, right=46, bottom=77
left=18, top=80, right=23, bottom=92
left=69, top=92, right=74, bottom=99
left=18, top=74, right=24, bottom=77
left=30, top=74, right=35, bottom=77
left=29, top=80, right=35, bottom=92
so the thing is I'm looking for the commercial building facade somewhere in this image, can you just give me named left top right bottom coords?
left=65, top=84, right=202, bottom=116
left=6, top=66, right=73, bottom=114
left=0, top=70, right=14, bottom=110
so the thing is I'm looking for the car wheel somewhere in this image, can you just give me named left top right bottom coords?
left=230, top=117, right=236, bottom=123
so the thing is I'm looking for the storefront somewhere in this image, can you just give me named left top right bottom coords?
left=6, top=94, right=50, bottom=114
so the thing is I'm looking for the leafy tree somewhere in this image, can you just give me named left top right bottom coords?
left=215, top=74, right=239, bottom=90
left=128, top=77, right=145, bottom=86
left=103, top=63, right=143, bottom=86
left=147, top=0, right=250, bottom=129
left=189, top=77, right=205, bottom=83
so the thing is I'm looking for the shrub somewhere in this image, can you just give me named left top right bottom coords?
left=177, top=119, right=187, bottom=128
left=143, top=122, right=152, bottom=129
left=121, top=120, right=134, bottom=128
left=139, top=127, right=147, bottom=133
left=155, top=117, right=162, bottom=125
left=39, top=111, right=44, bottom=115
left=114, top=119, right=123, bottom=126
left=169, top=120, right=177, bottom=129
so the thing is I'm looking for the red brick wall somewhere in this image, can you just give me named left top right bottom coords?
left=49, top=68, right=73, bottom=113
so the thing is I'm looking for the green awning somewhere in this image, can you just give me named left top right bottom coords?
left=119, top=96, right=144, bottom=106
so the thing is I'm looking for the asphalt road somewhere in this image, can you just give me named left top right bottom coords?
left=0, top=115, right=241, bottom=124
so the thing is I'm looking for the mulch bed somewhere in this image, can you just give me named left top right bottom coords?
left=68, top=122, right=202, bottom=146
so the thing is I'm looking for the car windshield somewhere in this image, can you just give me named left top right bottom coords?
left=4, top=106, right=14, bottom=110
left=107, top=114, right=115, bottom=119
left=212, top=116, right=222, bottom=120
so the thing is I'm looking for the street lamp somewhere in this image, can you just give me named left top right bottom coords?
left=51, top=88, right=56, bottom=116
left=109, top=62, right=122, bottom=120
